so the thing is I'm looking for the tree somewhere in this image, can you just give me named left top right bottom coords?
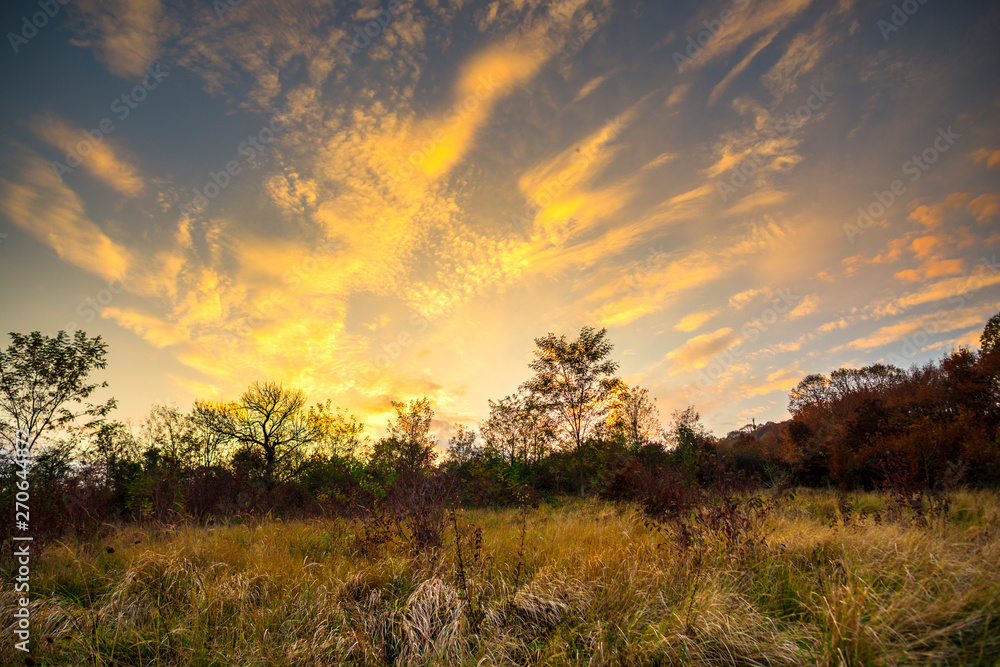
left=829, top=364, right=903, bottom=399
left=982, top=311, right=1000, bottom=353
left=480, top=392, right=553, bottom=466
left=188, top=407, right=227, bottom=468
left=0, top=330, right=116, bottom=455
left=446, top=424, right=479, bottom=465
left=138, top=403, right=199, bottom=468
left=194, top=381, right=317, bottom=490
left=666, top=405, right=707, bottom=452
left=788, top=373, right=832, bottom=417
left=88, top=419, right=139, bottom=489
left=371, top=397, right=437, bottom=478
left=521, top=326, right=619, bottom=451
left=606, top=382, right=662, bottom=452
left=308, top=400, right=368, bottom=461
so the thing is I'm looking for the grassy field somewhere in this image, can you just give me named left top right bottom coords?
left=3, top=489, right=999, bottom=666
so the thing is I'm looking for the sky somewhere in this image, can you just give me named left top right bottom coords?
left=0, top=0, right=998, bottom=441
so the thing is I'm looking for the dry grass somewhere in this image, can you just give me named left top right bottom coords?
left=2, top=489, right=999, bottom=666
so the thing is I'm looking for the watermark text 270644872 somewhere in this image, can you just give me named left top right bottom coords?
left=12, top=429, right=33, bottom=653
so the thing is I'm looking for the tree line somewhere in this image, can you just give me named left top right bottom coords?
left=2, top=314, right=999, bottom=544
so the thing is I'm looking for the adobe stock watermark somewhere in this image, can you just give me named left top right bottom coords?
left=509, top=115, right=628, bottom=236
left=63, top=270, right=130, bottom=333
left=7, top=0, right=69, bottom=54
left=693, top=289, right=802, bottom=390
left=179, top=110, right=288, bottom=217
left=672, top=0, right=751, bottom=72
left=717, top=84, right=833, bottom=202
left=844, top=125, right=960, bottom=244
left=884, top=256, right=998, bottom=367
left=340, top=0, right=403, bottom=61
left=52, top=65, right=169, bottom=181
left=12, top=428, right=33, bottom=653
left=390, top=76, right=501, bottom=182
left=878, top=0, right=931, bottom=41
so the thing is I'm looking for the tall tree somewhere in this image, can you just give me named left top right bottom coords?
left=194, top=381, right=317, bottom=489
left=521, top=326, right=619, bottom=451
left=667, top=405, right=707, bottom=452
left=788, top=373, right=832, bottom=417
left=0, top=330, right=116, bottom=455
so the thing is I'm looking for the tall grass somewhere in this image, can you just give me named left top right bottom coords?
left=3, top=489, right=999, bottom=665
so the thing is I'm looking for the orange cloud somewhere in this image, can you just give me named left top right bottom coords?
left=972, top=148, right=1000, bottom=169
left=838, top=304, right=995, bottom=352
left=29, top=114, right=144, bottom=197
left=68, top=0, right=168, bottom=79
left=674, top=309, right=720, bottom=332
left=419, top=35, right=554, bottom=178
left=968, top=194, right=1000, bottom=223
left=0, top=145, right=130, bottom=281
left=102, top=307, right=188, bottom=348
left=665, top=327, right=738, bottom=375
left=787, top=294, right=819, bottom=320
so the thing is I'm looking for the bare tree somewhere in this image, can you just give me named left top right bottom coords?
left=194, top=381, right=317, bottom=489
left=138, top=403, right=199, bottom=467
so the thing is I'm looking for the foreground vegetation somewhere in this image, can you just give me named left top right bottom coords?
left=3, top=488, right=999, bottom=666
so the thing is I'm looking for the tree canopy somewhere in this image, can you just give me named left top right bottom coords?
left=521, top=326, right=619, bottom=451
left=0, top=330, right=115, bottom=455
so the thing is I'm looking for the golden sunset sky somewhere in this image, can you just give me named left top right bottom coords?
left=0, top=0, right=998, bottom=438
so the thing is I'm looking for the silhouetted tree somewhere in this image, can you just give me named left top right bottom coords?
left=446, top=424, right=479, bottom=464
left=138, top=403, right=199, bottom=469
left=666, top=406, right=707, bottom=453
left=788, top=373, right=832, bottom=417
left=0, top=330, right=116, bottom=456
left=194, top=381, right=317, bottom=490
left=982, top=311, right=1000, bottom=353
left=522, top=326, right=619, bottom=451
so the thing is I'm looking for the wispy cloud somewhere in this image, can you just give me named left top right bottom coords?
left=0, top=144, right=130, bottom=280
left=29, top=114, right=144, bottom=197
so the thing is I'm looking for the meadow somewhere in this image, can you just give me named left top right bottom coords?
left=3, top=488, right=999, bottom=666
